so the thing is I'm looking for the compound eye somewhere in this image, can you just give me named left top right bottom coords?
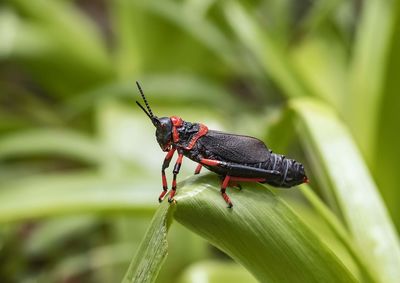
left=156, top=128, right=163, bottom=138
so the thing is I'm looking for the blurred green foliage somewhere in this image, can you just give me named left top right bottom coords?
left=0, top=0, right=400, bottom=282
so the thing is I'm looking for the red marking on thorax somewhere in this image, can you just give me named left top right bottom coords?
left=170, top=115, right=208, bottom=148
left=171, top=116, right=183, bottom=127
left=170, top=116, right=183, bottom=143
left=184, top=124, right=208, bottom=150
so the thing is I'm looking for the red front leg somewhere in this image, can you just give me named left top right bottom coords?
left=159, top=148, right=176, bottom=202
left=168, top=152, right=184, bottom=203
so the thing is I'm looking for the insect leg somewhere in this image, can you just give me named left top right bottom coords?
left=230, top=177, right=267, bottom=182
left=200, top=158, right=282, bottom=208
left=194, top=163, right=202, bottom=175
left=221, top=175, right=233, bottom=208
left=168, top=152, right=184, bottom=203
left=200, top=158, right=281, bottom=177
left=159, top=148, right=176, bottom=202
left=203, top=165, right=234, bottom=206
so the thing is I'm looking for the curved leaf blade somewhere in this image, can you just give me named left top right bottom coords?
left=177, top=260, right=258, bottom=283
left=0, top=173, right=157, bottom=223
left=223, top=1, right=310, bottom=98
left=348, top=0, right=396, bottom=163
left=122, top=201, right=174, bottom=283
left=173, top=174, right=357, bottom=283
left=0, top=129, right=105, bottom=165
left=290, top=98, right=400, bottom=283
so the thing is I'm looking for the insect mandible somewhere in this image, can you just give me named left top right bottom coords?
left=135, top=82, right=308, bottom=208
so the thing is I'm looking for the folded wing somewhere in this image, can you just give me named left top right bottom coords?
left=197, top=130, right=272, bottom=163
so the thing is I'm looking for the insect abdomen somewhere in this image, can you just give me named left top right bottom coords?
left=246, top=153, right=306, bottom=188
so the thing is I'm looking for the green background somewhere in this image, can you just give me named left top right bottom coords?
left=0, top=0, right=399, bottom=282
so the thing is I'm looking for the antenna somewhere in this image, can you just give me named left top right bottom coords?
left=136, top=101, right=152, bottom=120
left=135, top=81, right=159, bottom=126
left=136, top=81, right=154, bottom=118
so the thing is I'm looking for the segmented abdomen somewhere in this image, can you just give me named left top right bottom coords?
left=245, top=153, right=306, bottom=187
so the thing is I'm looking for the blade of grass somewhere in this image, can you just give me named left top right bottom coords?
left=0, top=129, right=106, bottom=165
left=0, top=172, right=158, bottom=223
left=290, top=97, right=400, bottom=283
left=122, top=200, right=174, bottom=283
left=177, top=260, right=258, bottom=283
left=25, top=216, right=100, bottom=256
left=373, top=1, right=400, bottom=230
left=66, top=73, right=234, bottom=118
left=134, top=0, right=238, bottom=71
left=173, top=174, right=357, bottom=283
left=301, top=187, right=377, bottom=283
left=223, top=1, right=311, bottom=98
left=42, top=243, right=134, bottom=283
left=0, top=7, right=53, bottom=59
left=9, top=0, right=110, bottom=71
left=348, top=0, right=396, bottom=163
left=111, top=0, right=141, bottom=78
left=5, top=0, right=112, bottom=95
left=291, top=35, right=347, bottom=113
left=299, top=0, right=344, bottom=34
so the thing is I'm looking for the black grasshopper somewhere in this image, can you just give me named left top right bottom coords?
left=135, top=82, right=308, bottom=208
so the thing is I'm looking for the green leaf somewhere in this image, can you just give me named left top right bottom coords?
left=25, top=216, right=100, bottom=256
left=299, top=0, right=344, bottom=34
left=172, top=174, right=357, bottom=283
left=301, top=188, right=377, bottom=283
left=290, top=97, right=400, bottom=283
left=0, top=173, right=158, bottom=223
left=373, top=1, right=400, bottom=230
left=134, top=0, right=238, bottom=70
left=223, top=1, right=311, bottom=98
left=348, top=0, right=397, bottom=163
left=122, top=201, right=174, bottom=283
left=177, top=260, right=258, bottom=283
left=5, top=0, right=112, bottom=95
left=110, top=0, right=141, bottom=78
left=291, top=35, right=347, bottom=112
left=42, top=243, right=134, bottom=283
left=67, top=73, right=234, bottom=118
left=0, top=129, right=105, bottom=165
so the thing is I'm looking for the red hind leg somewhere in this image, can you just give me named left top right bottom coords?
left=220, top=176, right=267, bottom=207
left=230, top=177, right=266, bottom=183
left=200, top=158, right=273, bottom=208
left=220, top=175, right=233, bottom=208
left=194, top=163, right=202, bottom=175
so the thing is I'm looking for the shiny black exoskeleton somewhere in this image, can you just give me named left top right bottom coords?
left=135, top=82, right=308, bottom=208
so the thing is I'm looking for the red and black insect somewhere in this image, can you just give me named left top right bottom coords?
left=135, top=82, right=308, bottom=208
